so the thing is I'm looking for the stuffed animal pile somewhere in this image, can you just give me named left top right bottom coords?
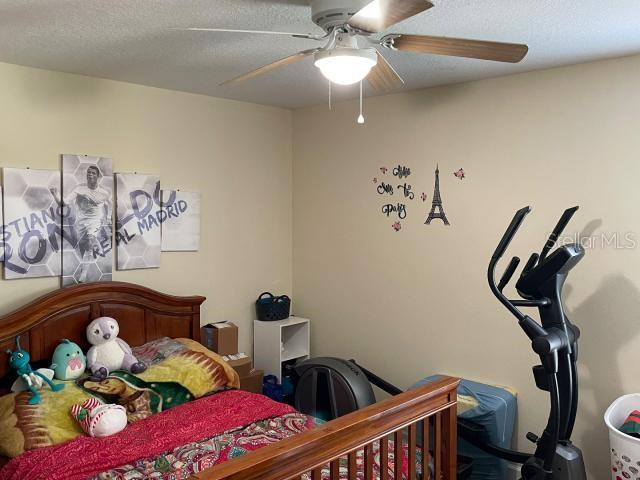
left=4, top=316, right=147, bottom=437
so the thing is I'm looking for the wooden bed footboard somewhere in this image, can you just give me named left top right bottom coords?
left=194, top=375, right=459, bottom=480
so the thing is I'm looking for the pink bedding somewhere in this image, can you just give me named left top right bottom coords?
left=0, top=390, right=294, bottom=480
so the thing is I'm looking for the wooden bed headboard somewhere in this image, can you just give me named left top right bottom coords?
left=0, top=282, right=205, bottom=379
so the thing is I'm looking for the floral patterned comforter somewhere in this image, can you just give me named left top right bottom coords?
left=92, top=413, right=424, bottom=480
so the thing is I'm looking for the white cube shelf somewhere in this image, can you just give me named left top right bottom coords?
left=254, top=317, right=310, bottom=382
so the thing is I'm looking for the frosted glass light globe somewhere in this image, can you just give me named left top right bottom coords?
left=314, top=48, right=377, bottom=85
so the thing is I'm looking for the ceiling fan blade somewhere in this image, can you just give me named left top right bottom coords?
left=220, top=49, right=318, bottom=86
left=367, top=50, right=404, bottom=93
left=348, top=0, right=434, bottom=33
left=383, top=34, right=528, bottom=63
left=173, top=28, right=321, bottom=40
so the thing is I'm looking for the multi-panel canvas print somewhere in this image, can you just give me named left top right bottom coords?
left=2, top=168, right=62, bottom=279
left=161, top=190, right=201, bottom=252
left=115, top=173, right=161, bottom=270
left=61, top=154, right=113, bottom=286
left=0, top=157, right=199, bottom=285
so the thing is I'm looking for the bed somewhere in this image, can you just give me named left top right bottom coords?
left=0, top=281, right=459, bottom=480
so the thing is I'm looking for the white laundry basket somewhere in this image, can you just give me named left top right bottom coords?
left=605, top=394, right=640, bottom=480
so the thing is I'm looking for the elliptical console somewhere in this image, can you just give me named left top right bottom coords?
left=482, top=206, right=587, bottom=480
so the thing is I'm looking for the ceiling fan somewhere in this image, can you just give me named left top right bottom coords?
left=177, top=0, right=529, bottom=93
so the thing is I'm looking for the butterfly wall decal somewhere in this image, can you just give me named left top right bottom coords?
left=453, top=168, right=465, bottom=180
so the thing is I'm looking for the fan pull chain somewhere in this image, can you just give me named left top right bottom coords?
left=328, top=80, right=332, bottom=111
left=357, top=80, right=365, bottom=124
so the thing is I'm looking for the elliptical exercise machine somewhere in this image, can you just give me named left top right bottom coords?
left=458, top=205, right=587, bottom=479
left=292, top=206, right=588, bottom=479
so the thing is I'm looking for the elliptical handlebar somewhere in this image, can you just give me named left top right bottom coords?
left=491, top=206, right=531, bottom=260
left=498, top=256, right=521, bottom=292
left=538, top=206, right=579, bottom=262
left=488, top=206, right=532, bottom=322
left=521, top=252, right=540, bottom=280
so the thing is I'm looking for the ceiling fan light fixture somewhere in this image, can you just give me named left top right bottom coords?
left=314, top=47, right=377, bottom=85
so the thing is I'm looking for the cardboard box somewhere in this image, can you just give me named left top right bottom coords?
left=201, top=321, right=238, bottom=356
left=240, top=369, right=264, bottom=394
left=223, top=353, right=252, bottom=378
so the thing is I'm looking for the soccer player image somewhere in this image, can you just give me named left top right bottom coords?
left=53, top=164, right=112, bottom=283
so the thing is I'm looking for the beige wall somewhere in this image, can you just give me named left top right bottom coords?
left=293, top=54, right=640, bottom=478
left=0, top=61, right=293, bottom=355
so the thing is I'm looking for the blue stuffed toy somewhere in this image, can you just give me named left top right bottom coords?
left=51, top=339, right=86, bottom=380
left=6, top=335, right=64, bottom=405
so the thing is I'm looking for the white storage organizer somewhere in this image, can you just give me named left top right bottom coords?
left=253, top=317, right=310, bottom=382
left=605, top=393, right=640, bottom=479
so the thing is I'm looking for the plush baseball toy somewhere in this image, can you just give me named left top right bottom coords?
left=86, top=317, right=146, bottom=380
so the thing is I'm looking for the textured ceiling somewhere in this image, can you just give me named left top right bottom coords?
left=1, top=0, right=639, bottom=108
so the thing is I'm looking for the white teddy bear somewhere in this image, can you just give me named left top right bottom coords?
left=86, top=317, right=146, bottom=379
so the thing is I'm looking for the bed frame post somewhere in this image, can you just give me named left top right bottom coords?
left=444, top=390, right=458, bottom=479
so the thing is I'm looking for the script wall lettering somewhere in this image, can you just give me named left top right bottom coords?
left=377, top=182, right=394, bottom=195
left=382, top=203, right=407, bottom=220
left=393, top=165, right=411, bottom=179
left=397, top=183, right=414, bottom=200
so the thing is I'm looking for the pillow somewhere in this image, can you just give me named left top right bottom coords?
left=0, top=337, right=239, bottom=458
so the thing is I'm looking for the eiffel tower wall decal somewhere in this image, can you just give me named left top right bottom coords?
left=425, top=164, right=450, bottom=226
